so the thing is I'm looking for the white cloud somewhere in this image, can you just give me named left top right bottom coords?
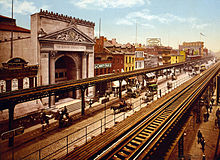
left=192, top=23, right=210, bottom=30
left=116, top=19, right=134, bottom=25
left=116, top=9, right=202, bottom=30
left=72, top=0, right=150, bottom=9
left=141, top=23, right=154, bottom=29
left=0, top=0, right=50, bottom=15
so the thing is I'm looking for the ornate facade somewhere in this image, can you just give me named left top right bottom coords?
left=0, top=10, right=95, bottom=106
left=31, top=10, right=95, bottom=105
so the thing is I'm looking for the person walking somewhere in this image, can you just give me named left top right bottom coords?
left=216, top=108, right=220, bottom=119
left=201, top=137, right=205, bottom=153
left=209, top=104, right=212, bottom=113
left=211, top=98, right=214, bottom=106
left=197, top=130, right=202, bottom=144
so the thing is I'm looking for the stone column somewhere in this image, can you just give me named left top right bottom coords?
left=40, top=52, right=49, bottom=86
left=76, top=68, right=81, bottom=98
left=49, top=51, right=56, bottom=106
left=82, top=52, right=88, bottom=79
left=88, top=51, right=94, bottom=97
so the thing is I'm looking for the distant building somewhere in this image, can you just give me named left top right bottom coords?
left=0, top=15, right=38, bottom=92
left=124, top=52, right=135, bottom=72
left=179, top=41, right=204, bottom=56
left=135, top=46, right=145, bottom=70
left=171, top=54, right=184, bottom=64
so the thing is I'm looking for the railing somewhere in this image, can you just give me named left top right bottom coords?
left=20, top=75, right=190, bottom=160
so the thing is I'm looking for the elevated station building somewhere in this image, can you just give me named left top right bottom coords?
left=0, top=10, right=95, bottom=106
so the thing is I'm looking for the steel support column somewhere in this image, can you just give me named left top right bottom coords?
left=81, top=86, right=87, bottom=116
left=8, top=104, right=15, bottom=147
left=119, top=80, right=122, bottom=99
left=217, top=75, right=220, bottom=105
left=178, top=134, right=184, bottom=159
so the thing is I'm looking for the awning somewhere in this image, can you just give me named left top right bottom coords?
left=146, top=72, right=155, bottom=78
left=112, top=80, right=127, bottom=88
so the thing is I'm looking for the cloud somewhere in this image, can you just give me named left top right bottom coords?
left=192, top=23, right=210, bottom=30
left=116, top=19, right=134, bottom=25
left=0, top=0, right=50, bottom=15
left=116, top=9, right=204, bottom=30
left=140, top=23, right=154, bottom=29
left=71, top=0, right=150, bottom=9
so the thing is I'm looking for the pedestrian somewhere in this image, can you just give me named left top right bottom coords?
left=211, top=98, right=214, bottom=106
left=197, top=130, right=202, bottom=144
left=201, top=137, right=205, bottom=153
left=210, top=104, right=212, bottom=113
left=216, top=108, right=220, bottom=119
left=202, top=154, right=206, bottom=160
left=205, top=105, right=209, bottom=113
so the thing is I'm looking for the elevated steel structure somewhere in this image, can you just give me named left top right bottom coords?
left=0, top=58, right=212, bottom=110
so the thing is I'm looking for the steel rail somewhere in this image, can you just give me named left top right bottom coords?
left=135, top=64, right=220, bottom=159
left=93, top=62, right=219, bottom=160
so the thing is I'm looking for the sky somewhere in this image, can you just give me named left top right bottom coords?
left=0, top=0, right=220, bottom=52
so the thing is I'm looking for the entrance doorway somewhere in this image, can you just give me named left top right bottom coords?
left=55, top=55, right=77, bottom=100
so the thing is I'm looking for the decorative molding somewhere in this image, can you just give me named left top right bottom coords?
left=39, top=9, right=95, bottom=28
left=54, top=30, right=86, bottom=42
left=83, top=52, right=89, bottom=56
left=49, top=51, right=57, bottom=57
left=38, top=28, right=47, bottom=37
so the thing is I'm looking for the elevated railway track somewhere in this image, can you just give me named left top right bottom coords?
left=0, top=58, right=212, bottom=110
left=62, top=61, right=220, bottom=159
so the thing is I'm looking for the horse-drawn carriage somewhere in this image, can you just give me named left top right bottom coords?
left=143, top=91, right=154, bottom=103
left=110, top=99, right=132, bottom=113
left=53, top=106, right=73, bottom=128
left=126, top=87, right=141, bottom=98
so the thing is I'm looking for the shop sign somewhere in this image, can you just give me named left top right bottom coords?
left=95, top=63, right=112, bottom=69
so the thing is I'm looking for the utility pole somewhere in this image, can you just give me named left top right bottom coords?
left=135, top=22, right=137, bottom=45
left=10, top=0, right=13, bottom=58
left=99, top=18, right=101, bottom=38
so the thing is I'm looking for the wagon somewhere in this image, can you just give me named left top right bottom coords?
left=111, top=102, right=132, bottom=113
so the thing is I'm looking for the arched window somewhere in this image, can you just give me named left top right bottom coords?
left=0, top=80, right=6, bottom=93
left=12, top=78, right=18, bottom=91
left=23, top=77, right=29, bottom=89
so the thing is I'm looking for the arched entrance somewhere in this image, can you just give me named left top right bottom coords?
left=55, top=55, right=77, bottom=100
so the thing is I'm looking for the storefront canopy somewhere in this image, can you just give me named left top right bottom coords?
left=112, top=80, right=127, bottom=88
left=146, top=72, right=155, bottom=78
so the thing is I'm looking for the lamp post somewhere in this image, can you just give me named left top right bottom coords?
left=104, top=93, right=108, bottom=130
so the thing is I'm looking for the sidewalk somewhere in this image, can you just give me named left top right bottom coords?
left=186, top=94, right=220, bottom=159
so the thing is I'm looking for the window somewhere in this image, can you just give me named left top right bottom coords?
left=129, top=57, right=131, bottom=63
left=55, top=73, right=58, bottom=78
left=100, top=68, right=103, bottom=74
left=126, top=57, right=128, bottom=63
left=132, top=58, right=134, bottom=63
left=59, top=72, right=64, bottom=78
left=96, top=69, right=98, bottom=75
